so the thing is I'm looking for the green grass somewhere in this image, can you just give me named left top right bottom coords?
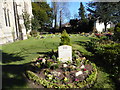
left=2, top=34, right=116, bottom=89
left=92, top=67, right=115, bottom=89
left=0, top=45, right=2, bottom=50
left=2, top=34, right=90, bottom=65
left=1, top=34, right=90, bottom=88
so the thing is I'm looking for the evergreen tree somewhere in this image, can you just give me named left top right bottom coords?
left=60, top=30, right=71, bottom=45
left=78, top=2, right=89, bottom=32
left=78, top=2, right=86, bottom=20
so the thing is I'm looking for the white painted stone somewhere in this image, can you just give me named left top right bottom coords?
left=58, top=45, right=72, bottom=62
left=75, top=71, right=83, bottom=76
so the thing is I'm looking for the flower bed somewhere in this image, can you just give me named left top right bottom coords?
left=26, top=50, right=97, bottom=88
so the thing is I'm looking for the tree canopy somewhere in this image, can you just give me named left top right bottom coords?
left=32, top=2, right=53, bottom=31
left=87, top=2, right=120, bottom=32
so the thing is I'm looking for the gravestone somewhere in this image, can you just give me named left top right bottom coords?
left=58, top=45, right=72, bottom=62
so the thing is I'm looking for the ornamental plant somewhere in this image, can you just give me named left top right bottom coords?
left=52, top=55, right=57, bottom=61
left=74, top=78, right=79, bottom=84
left=51, top=64, right=59, bottom=70
left=60, top=30, right=71, bottom=45
left=63, top=77, right=69, bottom=82
left=46, top=74, right=53, bottom=80
left=76, top=58, right=81, bottom=66
left=46, top=59, right=54, bottom=68
left=38, top=58, right=42, bottom=62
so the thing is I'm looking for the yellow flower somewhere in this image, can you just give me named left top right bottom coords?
left=64, top=77, right=68, bottom=81
left=76, top=58, right=79, bottom=61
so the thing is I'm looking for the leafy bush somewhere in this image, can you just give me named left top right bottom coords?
left=30, top=30, right=39, bottom=37
left=60, top=30, right=71, bottom=45
left=114, top=23, right=120, bottom=41
left=95, top=43, right=120, bottom=76
left=108, top=27, right=114, bottom=32
left=31, top=17, right=40, bottom=31
left=86, top=38, right=120, bottom=82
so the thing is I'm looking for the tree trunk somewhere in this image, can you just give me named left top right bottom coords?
left=55, top=14, right=57, bottom=29
left=53, top=2, right=57, bottom=29
left=59, top=10, right=62, bottom=30
left=104, top=22, right=107, bottom=32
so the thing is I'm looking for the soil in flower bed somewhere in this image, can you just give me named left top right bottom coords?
left=34, top=62, right=93, bottom=85
left=26, top=50, right=96, bottom=88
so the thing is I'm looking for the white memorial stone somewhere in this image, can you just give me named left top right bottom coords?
left=58, top=45, right=72, bottom=62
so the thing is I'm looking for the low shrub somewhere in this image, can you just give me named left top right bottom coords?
left=60, top=30, right=71, bottom=45
left=108, top=27, right=114, bottom=32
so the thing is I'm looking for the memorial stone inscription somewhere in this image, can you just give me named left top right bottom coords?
left=58, top=45, right=72, bottom=62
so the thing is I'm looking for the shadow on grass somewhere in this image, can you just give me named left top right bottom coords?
left=75, top=41, right=88, bottom=46
left=36, top=51, right=58, bottom=58
left=2, top=52, right=25, bottom=64
left=1, top=51, right=31, bottom=88
left=2, top=64, right=27, bottom=88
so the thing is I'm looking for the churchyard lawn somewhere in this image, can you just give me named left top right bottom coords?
left=1, top=34, right=116, bottom=89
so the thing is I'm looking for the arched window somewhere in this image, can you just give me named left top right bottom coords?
left=7, top=9, right=11, bottom=27
left=3, top=8, right=11, bottom=27
left=3, top=8, right=8, bottom=26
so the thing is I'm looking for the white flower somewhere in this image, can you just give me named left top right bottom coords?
left=49, top=77, right=52, bottom=80
left=51, top=71, right=61, bottom=76
left=36, top=62, right=39, bottom=65
left=63, top=64, right=68, bottom=67
left=42, top=58, right=46, bottom=64
left=47, top=74, right=53, bottom=80
left=80, top=65, right=85, bottom=69
left=57, top=72, right=61, bottom=76
left=82, top=57, right=86, bottom=60
left=71, top=65, right=76, bottom=68
left=75, top=71, right=83, bottom=76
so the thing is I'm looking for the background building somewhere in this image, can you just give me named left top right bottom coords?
left=0, top=0, right=33, bottom=44
left=95, top=20, right=115, bottom=32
